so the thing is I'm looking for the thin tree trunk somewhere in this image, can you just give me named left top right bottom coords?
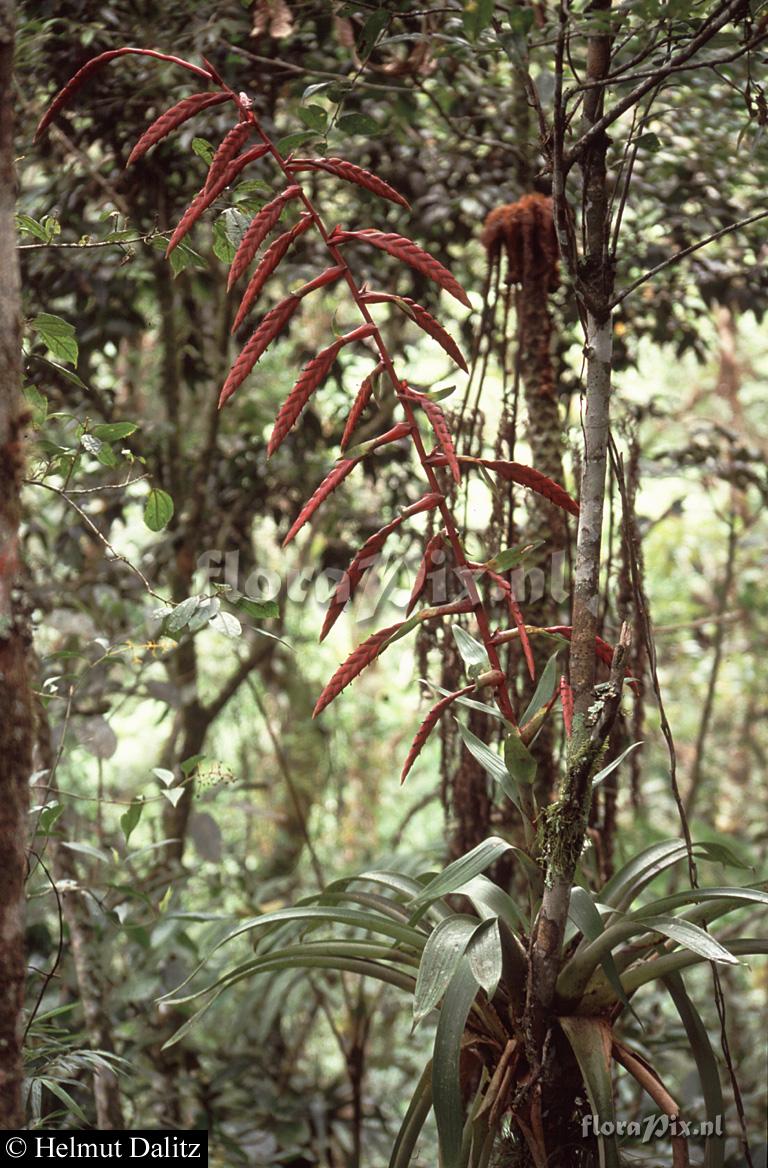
left=526, top=0, right=617, bottom=1075
left=0, top=0, right=32, bottom=1127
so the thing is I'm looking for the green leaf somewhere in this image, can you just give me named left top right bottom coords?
left=568, top=887, right=634, bottom=1015
left=191, top=137, right=215, bottom=164
left=23, top=384, right=48, bottom=426
left=161, top=788, right=185, bottom=808
left=234, top=596, right=279, bottom=620
left=634, top=885, right=768, bottom=918
left=462, top=0, right=495, bottom=42
left=120, top=799, right=143, bottom=845
left=31, top=312, right=78, bottom=366
left=359, top=8, right=389, bottom=56
left=337, top=113, right=380, bottom=136
left=663, top=973, right=725, bottom=1168
left=165, top=597, right=200, bottom=634
left=520, top=649, right=561, bottom=727
left=559, top=1018, right=620, bottom=1168
left=487, top=539, right=544, bottom=573
left=467, top=917, right=502, bottom=999
left=640, top=915, right=739, bottom=964
left=433, top=955, right=479, bottom=1168
left=209, top=611, right=242, bottom=638
left=414, top=915, right=477, bottom=1025
left=456, top=722, right=508, bottom=786
left=410, top=837, right=513, bottom=912
left=144, top=488, right=174, bottom=532
left=503, top=730, right=537, bottom=785
left=635, top=131, right=661, bottom=152
left=91, top=422, right=138, bottom=442
left=451, top=625, right=488, bottom=675
left=298, top=104, right=328, bottom=132
left=592, top=741, right=643, bottom=788
left=389, top=1059, right=433, bottom=1168
left=152, top=768, right=176, bottom=787
left=36, top=802, right=65, bottom=835
left=17, top=213, right=49, bottom=241
left=276, top=130, right=316, bottom=154
left=208, top=906, right=425, bottom=974
left=39, top=1079, right=88, bottom=1124
left=453, top=874, right=528, bottom=932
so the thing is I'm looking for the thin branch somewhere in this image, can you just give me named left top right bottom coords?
left=612, top=209, right=768, bottom=308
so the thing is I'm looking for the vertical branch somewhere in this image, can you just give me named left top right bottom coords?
left=0, top=0, right=32, bottom=1127
left=527, top=0, right=616, bottom=1039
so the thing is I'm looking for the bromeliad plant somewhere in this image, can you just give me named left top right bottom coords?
left=38, top=51, right=768, bottom=1168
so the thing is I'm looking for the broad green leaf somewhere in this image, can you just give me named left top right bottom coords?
left=187, top=598, right=219, bottom=632
left=298, top=104, right=328, bottom=131
left=414, top=915, right=477, bottom=1025
left=559, top=1017, right=620, bottom=1168
left=31, top=312, right=78, bottom=366
left=467, top=918, right=502, bottom=999
left=410, top=837, right=512, bottom=912
left=120, top=798, right=143, bottom=845
left=276, top=130, right=316, bottom=154
left=209, top=611, right=242, bottom=638
left=152, top=767, right=176, bottom=787
left=520, top=649, right=561, bottom=727
left=433, top=956, right=479, bottom=1168
left=191, top=137, right=214, bottom=163
left=165, top=597, right=200, bottom=634
left=91, top=422, right=138, bottom=441
left=337, top=113, right=379, bottom=136
left=144, top=488, right=174, bottom=532
left=161, top=788, right=185, bottom=808
left=592, top=741, right=643, bottom=789
left=234, top=597, right=280, bottom=620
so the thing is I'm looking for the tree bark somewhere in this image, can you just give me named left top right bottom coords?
left=0, top=0, right=32, bottom=1128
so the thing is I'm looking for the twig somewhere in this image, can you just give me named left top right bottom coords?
left=612, top=209, right=768, bottom=308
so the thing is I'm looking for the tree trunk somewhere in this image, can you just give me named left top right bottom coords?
left=0, top=0, right=32, bottom=1128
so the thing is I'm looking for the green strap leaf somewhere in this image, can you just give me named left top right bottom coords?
left=414, top=915, right=477, bottom=1025
left=433, top=956, right=479, bottom=1168
left=520, top=649, right=561, bottom=727
left=389, top=1059, right=434, bottom=1168
left=663, top=972, right=725, bottom=1168
left=410, top=837, right=513, bottom=913
left=467, top=918, right=503, bottom=1000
